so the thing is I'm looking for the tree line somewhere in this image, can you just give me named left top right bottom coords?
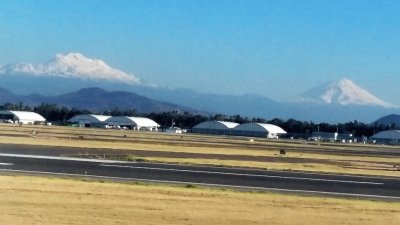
left=0, top=102, right=394, bottom=137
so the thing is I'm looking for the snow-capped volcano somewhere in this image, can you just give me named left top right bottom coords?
left=0, top=53, right=140, bottom=84
left=299, top=78, right=396, bottom=108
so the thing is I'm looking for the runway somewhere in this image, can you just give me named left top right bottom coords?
left=1, top=152, right=399, bottom=200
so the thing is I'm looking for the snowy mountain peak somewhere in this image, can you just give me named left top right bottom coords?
left=300, top=78, right=396, bottom=108
left=54, top=52, right=85, bottom=63
left=0, top=53, right=140, bottom=84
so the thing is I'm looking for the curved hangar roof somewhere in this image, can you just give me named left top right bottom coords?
left=193, top=121, right=239, bottom=130
left=233, top=123, right=287, bottom=134
left=0, top=110, right=46, bottom=122
left=106, top=116, right=160, bottom=127
left=371, top=130, right=400, bottom=140
left=68, top=114, right=111, bottom=123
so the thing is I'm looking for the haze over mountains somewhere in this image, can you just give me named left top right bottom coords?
left=0, top=53, right=397, bottom=123
left=0, top=86, right=196, bottom=113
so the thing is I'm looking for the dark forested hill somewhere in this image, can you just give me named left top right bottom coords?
left=0, top=87, right=199, bottom=113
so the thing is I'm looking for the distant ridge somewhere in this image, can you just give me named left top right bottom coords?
left=373, top=114, right=400, bottom=126
left=0, top=87, right=199, bottom=113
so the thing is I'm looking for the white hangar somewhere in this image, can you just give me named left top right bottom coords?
left=192, top=121, right=239, bottom=135
left=106, top=116, right=160, bottom=131
left=68, top=114, right=111, bottom=128
left=232, top=123, right=287, bottom=139
left=0, top=110, right=46, bottom=125
left=371, top=130, right=400, bottom=145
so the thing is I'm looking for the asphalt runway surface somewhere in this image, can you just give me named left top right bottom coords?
left=0, top=144, right=400, bottom=201
left=0, top=143, right=347, bottom=165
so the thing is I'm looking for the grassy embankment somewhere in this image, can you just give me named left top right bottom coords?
left=0, top=174, right=399, bottom=225
left=0, top=124, right=399, bottom=177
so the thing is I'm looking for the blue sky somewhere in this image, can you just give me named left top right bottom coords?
left=1, top=0, right=400, bottom=102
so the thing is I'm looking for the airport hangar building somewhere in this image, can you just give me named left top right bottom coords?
left=192, top=121, right=239, bottom=135
left=232, top=123, right=287, bottom=139
left=371, top=130, right=400, bottom=145
left=106, top=116, right=160, bottom=131
left=68, top=114, right=111, bottom=128
left=68, top=115, right=160, bottom=131
left=192, top=121, right=287, bottom=138
left=0, top=110, right=46, bottom=125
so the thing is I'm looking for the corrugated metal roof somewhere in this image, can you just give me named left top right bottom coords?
left=2, top=110, right=46, bottom=122
left=127, top=117, right=160, bottom=127
left=106, top=116, right=159, bottom=127
left=90, top=115, right=111, bottom=122
left=233, top=123, right=286, bottom=134
left=371, top=130, right=400, bottom=140
left=68, top=114, right=111, bottom=123
left=218, top=121, right=240, bottom=129
left=193, top=121, right=239, bottom=129
left=256, top=123, right=287, bottom=134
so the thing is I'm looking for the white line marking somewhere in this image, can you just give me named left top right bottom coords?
left=0, top=153, right=398, bottom=183
left=100, top=164, right=384, bottom=185
left=134, top=161, right=400, bottom=182
left=135, top=161, right=400, bottom=180
left=130, top=161, right=400, bottom=181
left=0, top=162, right=13, bottom=166
left=0, top=168, right=398, bottom=200
left=0, top=153, right=129, bottom=164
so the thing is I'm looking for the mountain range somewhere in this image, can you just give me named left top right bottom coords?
left=0, top=53, right=398, bottom=123
left=0, top=86, right=197, bottom=113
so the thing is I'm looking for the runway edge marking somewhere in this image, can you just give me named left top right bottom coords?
left=100, top=164, right=384, bottom=185
left=0, top=168, right=399, bottom=201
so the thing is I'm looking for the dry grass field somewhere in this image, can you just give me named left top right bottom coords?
left=0, top=124, right=399, bottom=177
left=0, top=174, right=399, bottom=225
left=1, top=124, right=400, bottom=224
